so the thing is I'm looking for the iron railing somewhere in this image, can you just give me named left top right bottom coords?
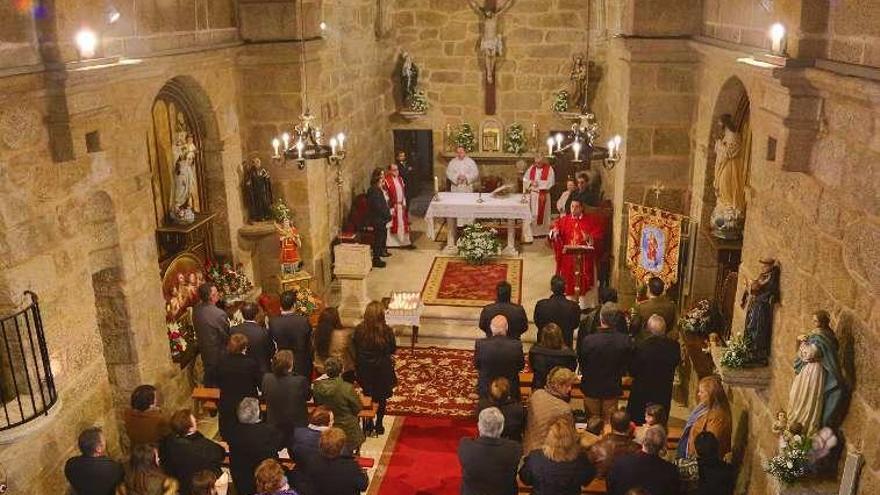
left=0, top=291, right=57, bottom=431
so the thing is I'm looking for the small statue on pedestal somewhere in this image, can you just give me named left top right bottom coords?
left=740, top=257, right=780, bottom=365
left=243, top=157, right=274, bottom=222
left=169, top=133, right=198, bottom=224
left=275, top=218, right=302, bottom=277
left=710, top=114, right=747, bottom=239
left=569, top=55, right=588, bottom=113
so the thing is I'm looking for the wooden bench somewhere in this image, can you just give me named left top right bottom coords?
left=518, top=372, right=632, bottom=403
left=518, top=477, right=607, bottom=494
left=519, top=372, right=633, bottom=389
left=221, top=454, right=375, bottom=471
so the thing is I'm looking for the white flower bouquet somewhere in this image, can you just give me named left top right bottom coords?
left=720, top=333, right=750, bottom=368
left=766, top=434, right=812, bottom=484
left=457, top=222, right=500, bottom=264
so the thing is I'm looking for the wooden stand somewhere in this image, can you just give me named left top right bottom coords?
left=562, top=244, right=594, bottom=302
left=278, top=270, right=313, bottom=294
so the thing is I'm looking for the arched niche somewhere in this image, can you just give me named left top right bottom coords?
left=146, top=76, right=231, bottom=266
left=690, top=76, right=752, bottom=338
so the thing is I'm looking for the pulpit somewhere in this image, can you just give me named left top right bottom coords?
left=562, top=244, right=594, bottom=301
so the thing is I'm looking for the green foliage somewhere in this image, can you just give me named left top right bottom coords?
left=552, top=90, right=570, bottom=113
left=504, top=122, right=527, bottom=155
left=720, top=333, right=750, bottom=368
left=453, top=123, right=477, bottom=152
left=456, top=222, right=500, bottom=264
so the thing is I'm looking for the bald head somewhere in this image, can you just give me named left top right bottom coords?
left=490, top=315, right=509, bottom=336
left=646, top=314, right=667, bottom=336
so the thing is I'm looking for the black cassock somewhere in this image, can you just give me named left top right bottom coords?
left=245, top=166, right=273, bottom=221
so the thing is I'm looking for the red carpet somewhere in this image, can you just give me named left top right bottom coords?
left=421, top=256, right=522, bottom=307
left=377, top=416, right=477, bottom=495
left=387, top=347, right=479, bottom=418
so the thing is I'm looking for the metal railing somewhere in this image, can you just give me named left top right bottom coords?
left=0, top=292, right=57, bottom=431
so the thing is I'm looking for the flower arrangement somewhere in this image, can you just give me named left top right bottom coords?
left=720, top=333, right=750, bottom=368
left=206, top=261, right=254, bottom=299
left=680, top=299, right=715, bottom=335
left=766, top=434, right=812, bottom=484
left=552, top=90, right=570, bottom=113
left=504, top=123, right=527, bottom=155
left=271, top=198, right=292, bottom=223
left=408, top=90, right=428, bottom=113
left=457, top=222, right=501, bottom=264
left=452, top=123, right=477, bottom=152
left=166, top=321, right=189, bottom=358
left=293, top=287, right=320, bottom=316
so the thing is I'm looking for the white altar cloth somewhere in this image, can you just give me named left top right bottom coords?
left=424, top=192, right=533, bottom=256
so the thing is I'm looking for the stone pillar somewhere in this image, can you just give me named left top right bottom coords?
left=238, top=221, right=280, bottom=294
left=333, top=243, right=372, bottom=326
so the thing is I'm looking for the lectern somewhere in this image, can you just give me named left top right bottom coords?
left=562, top=243, right=594, bottom=302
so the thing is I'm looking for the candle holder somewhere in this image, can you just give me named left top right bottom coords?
left=476, top=191, right=485, bottom=204
left=520, top=189, right=530, bottom=204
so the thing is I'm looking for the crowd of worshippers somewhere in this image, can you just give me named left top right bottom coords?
left=64, top=284, right=397, bottom=495
left=466, top=275, right=736, bottom=495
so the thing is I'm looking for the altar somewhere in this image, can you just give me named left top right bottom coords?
left=424, top=192, right=533, bottom=256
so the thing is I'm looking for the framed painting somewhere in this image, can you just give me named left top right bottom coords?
left=480, top=117, right=503, bottom=152
left=625, top=203, right=684, bottom=287
left=162, top=253, right=206, bottom=364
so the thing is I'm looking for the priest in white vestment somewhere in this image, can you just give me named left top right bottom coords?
left=446, top=146, right=480, bottom=226
left=384, top=163, right=412, bottom=247
left=522, top=157, right=556, bottom=236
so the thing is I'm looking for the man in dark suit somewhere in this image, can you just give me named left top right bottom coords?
left=367, top=168, right=392, bottom=268
left=230, top=301, right=274, bottom=374
left=626, top=314, right=682, bottom=424
left=475, top=315, right=525, bottom=399
left=479, top=281, right=529, bottom=339
left=533, top=275, right=581, bottom=346
left=64, top=427, right=124, bottom=495
left=578, top=303, right=633, bottom=421
left=395, top=149, right=417, bottom=202
left=160, top=409, right=226, bottom=495
left=458, top=407, right=523, bottom=495
left=607, top=426, right=679, bottom=495
left=227, top=397, right=284, bottom=495
left=631, top=276, right=677, bottom=342
left=268, top=289, right=313, bottom=379
left=192, top=282, right=229, bottom=386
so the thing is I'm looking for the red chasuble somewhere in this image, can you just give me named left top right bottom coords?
left=384, top=173, right=409, bottom=234
left=550, top=212, right=605, bottom=295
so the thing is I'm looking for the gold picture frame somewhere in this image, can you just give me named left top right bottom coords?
left=482, top=129, right=501, bottom=152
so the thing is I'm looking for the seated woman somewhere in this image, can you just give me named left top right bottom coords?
left=313, top=307, right=355, bottom=382
left=115, top=444, right=178, bottom=495
left=478, top=377, right=524, bottom=442
left=519, top=417, right=597, bottom=495
left=529, top=323, right=577, bottom=391
left=312, top=357, right=366, bottom=453
left=296, top=427, right=369, bottom=495
left=254, top=459, right=298, bottom=495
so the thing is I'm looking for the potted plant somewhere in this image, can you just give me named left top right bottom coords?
left=456, top=222, right=501, bottom=264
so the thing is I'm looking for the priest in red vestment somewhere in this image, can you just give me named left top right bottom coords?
left=549, top=199, right=605, bottom=308
left=384, top=162, right=412, bottom=247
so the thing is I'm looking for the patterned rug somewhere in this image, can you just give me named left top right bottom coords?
left=387, top=347, right=478, bottom=418
left=421, top=257, right=522, bottom=307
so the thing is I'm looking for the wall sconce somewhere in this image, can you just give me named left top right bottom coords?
left=769, top=23, right=786, bottom=55
left=75, top=28, right=99, bottom=59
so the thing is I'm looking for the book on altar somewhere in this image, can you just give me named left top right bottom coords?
left=491, top=184, right=512, bottom=196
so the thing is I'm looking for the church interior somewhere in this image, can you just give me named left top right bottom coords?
left=0, top=0, right=878, bottom=494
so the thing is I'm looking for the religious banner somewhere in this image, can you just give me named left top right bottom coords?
left=625, top=203, right=685, bottom=287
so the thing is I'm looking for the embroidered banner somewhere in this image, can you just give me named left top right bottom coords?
left=625, top=203, right=684, bottom=286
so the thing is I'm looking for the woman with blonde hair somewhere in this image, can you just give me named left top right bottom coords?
left=254, top=459, right=297, bottom=495
left=353, top=301, right=397, bottom=436
left=519, top=417, right=596, bottom=495
left=522, top=366, right=577, bottom=454
left=678, top=375, right=732, bottom=460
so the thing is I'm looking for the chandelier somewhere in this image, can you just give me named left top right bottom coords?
left=271, top=0, right=347, bottom=170
left=546, top=111, right=621, bottom=170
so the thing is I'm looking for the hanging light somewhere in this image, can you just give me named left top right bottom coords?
left=75, top=28, right=99, bottom=59
left=546, top=111, right=624, bottom=170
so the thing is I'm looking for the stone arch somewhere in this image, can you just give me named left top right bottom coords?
left=149, top=76, right=232, bottom=258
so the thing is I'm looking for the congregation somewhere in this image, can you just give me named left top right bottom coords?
left=64, top=274, right=734, bottom=495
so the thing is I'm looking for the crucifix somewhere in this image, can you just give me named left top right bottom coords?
left=468, top=0, right=514, bottom=115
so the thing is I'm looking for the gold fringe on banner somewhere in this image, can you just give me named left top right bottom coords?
left=625, top=202, right=686, bottom=286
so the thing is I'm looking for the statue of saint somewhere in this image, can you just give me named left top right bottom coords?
left=275, top=218, right=302, bottom=277
left=169, top=133, right=197, bottom=224
left=740, top=257, right=780, bottom=365
left=713, top=114, right=746, bottom=211
left=467, top=0, right=514, bottom=84
left=243, top=157, right=274, bottom=222
left=569, top=55, right=588, bottom=113
left=400, top=51, right=419, bottom=106
left=786, top=310, right=847, bottom=436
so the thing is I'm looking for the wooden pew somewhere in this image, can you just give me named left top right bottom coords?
left=191, top=387, right=379, bottom=422
left=221, top=454, right=375, bottom=471
left=518, top=477, right=607, bottom=494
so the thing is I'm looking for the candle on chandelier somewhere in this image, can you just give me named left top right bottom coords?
left=337, top=133, right=346, bottom=151
left=555, top=133, right=563, bottom=151
left=546, top=137, right=554, bottom=156
left=572, top=140, right=581, bottom=161
left=613, top=135, right=622, bottom=156
left=434, top=175, right=439, bottom=193
left=272, top=138, right=280, bottom=157
left=282, top=132, right=290, bottom=150
left=296, top=140, right=304, bottom=159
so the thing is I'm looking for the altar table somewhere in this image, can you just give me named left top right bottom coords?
left=424, top=192, right=533, bottom=256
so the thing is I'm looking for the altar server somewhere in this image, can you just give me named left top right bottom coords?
left=522, top=156, right=556, bottom=237
left=384, top=162, right=412, bottom=247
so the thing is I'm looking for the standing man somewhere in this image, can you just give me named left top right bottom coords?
left=626, top=315, right=681, bottom=425
left=366, top=168, right=392, bottom=268
left=193, top=282, right=230, bottom=386
left=268, top=290, right=313, bottom=380
left=230, top=302, right=274, bottom=374
left=474, top=315, right=525, bottom=399
left=385, top=162, right=412, bottom=248
left=395, top=150, right=416, bottom=202
left=549, top=199, right=605, bottom=309
left=578, top=303, right=633, bottom=422
left=533, top=275, right=581, bottom=347
left=458, top=407, right=522, bottom=495
left=630, top=276, right=677, bottom=342
left=479, top=281, right=528, bottom=340
left=522, top=156, right=556, bottom=237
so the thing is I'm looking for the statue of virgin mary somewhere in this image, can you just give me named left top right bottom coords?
left=169, top=133, right=197, bottom=224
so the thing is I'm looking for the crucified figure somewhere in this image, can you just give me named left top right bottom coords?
left=467, top=0, right=514, bottom=84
